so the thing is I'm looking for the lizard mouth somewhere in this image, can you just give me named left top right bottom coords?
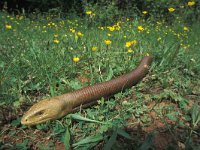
left=21, top=117, right=52, bottom=126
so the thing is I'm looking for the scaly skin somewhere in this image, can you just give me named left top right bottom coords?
left=21, top=56, right=153, bottom=125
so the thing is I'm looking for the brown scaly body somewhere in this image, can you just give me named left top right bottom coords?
left=21, top=56, right=153, bottom=125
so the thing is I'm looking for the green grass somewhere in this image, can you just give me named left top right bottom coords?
left=0, top=11, right=200, bottom=149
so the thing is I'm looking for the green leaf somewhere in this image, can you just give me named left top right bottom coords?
left=13, top=101, right=21, bottom=107
left=50, top=86, right=55, bottom=96
left=0, top=102, right=6, bottom=106
left=103, top=130, right=117, bottom=150
left=106, top=68, right=113, bottom=81
left=0, top=61, right=5, bottom=68
left=11, top=118, right=21, bottom=126
left=72, top=134, right=103, bottom=147
left=166, top=112, right=178, bottom=122
left=36, top=123, right=48, bottom=130
left=63, top=126, right=70, bottom=150
left=70, top=114, right=108, bottom=124
left=99, top=124, right=111, bottom=134
left=117, top=128, right=132, bottom=140
left=16, top=139, right=29, bottom=150
left=191, top=101, right=200, bottom=126
left=139, top=132, right=156, bottom=150
left=68, top=80, right=82, bottom=90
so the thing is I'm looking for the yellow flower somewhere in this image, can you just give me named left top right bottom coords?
left=70, top=28, right=75, bottom=33
left=131, top=40, right=137, bottom=45
left=53, top=39, right=59, bottom=44
left=115, top=26, right=121, bottom=30
left=137, top=26, right=144, bottom=31
left=86, top=11, right=92, bottom=15
left=77, top=31, right=84, bottom=37
left=92, top=47, right=98, bottom=52
left=107, top=26, right=115, bottom=31
left=183, top=26, right=189, bottom=31
left=168, top=8, right=175, bottom=12
left=107, top=33, right=111, bottom=36
left=99, top=27, right=104, bottom=30
left=125, top=40, right=137, bottom=48
left=125, top=41, right=132, bottom=48
left=188, top=1, right=195, bottom=6
left=75, top=35, right=78, bottom=40
left=54, top=34, right=58, bottom=38
left=73, top=57, right=80, bottom=62
left=142, top=11, right=148, bottom=15
left=104, top=40, right=112, bottom=45
left=19, top=16, right=23, bottom=20
left=114, top=23, right=121, bottom=30
left=157, top=37, right=162, bottom=41
left=127, top=49, right=134, bottom=53
left=157, top=22, right=162, bottom=25
left=5, top=25, right=12, bottom=29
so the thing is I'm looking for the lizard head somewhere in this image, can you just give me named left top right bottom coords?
left=21, top=98, right=72, bottom=126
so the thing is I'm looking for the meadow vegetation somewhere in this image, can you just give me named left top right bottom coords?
left=0, top=0, right=200, bottom=149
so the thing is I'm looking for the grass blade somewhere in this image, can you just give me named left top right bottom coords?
left=139, top=132, right=156, bottom=150
left=103, top=130, right=117, bottom=150
left=72, top=134, right=103, bottom=147
left=191, top=101, right=200, bottom=126
left=117, top=128, right=132, bottom=140
left=63, top=126, right=70, bottom=150
left=70, top=114, right=108, bottom=124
